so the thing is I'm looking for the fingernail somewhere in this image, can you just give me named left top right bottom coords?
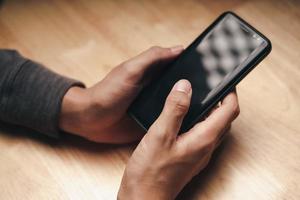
left=170, top=45, right=184, bottom=54
left=173, top=79, right=191, bottom=94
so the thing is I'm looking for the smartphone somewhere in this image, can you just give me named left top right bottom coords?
left=128, top=11, right=272, bottom=133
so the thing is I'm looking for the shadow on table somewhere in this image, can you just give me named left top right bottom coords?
left=0, top=121, right=58, bottom=144
left=0, top=121, right=136, bottom=155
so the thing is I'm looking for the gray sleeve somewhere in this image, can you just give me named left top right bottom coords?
left=0, top=49, right=85, bottom=138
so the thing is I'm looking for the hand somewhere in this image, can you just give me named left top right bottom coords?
left=59, top=46, right=184, bottom=143
left=118, top=80, right=240, bottom=199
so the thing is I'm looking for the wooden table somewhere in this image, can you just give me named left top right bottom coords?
left=0, top=1, right=299, bottom=199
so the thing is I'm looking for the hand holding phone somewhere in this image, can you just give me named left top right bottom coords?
left=129, top=11, right=271, bottom=132
left=119, top=80, right=240, bottom=199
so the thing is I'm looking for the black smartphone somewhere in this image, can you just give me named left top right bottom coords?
left=128, top=11, right=272, bottom=133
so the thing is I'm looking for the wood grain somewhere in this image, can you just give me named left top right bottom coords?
left=0, top=0, right=299, bottom=199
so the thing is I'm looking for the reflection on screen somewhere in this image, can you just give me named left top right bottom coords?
left=194, top=14, right=263, bottom=104
left=130, top=13, right=267, bottom=131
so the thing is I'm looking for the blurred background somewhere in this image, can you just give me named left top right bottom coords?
left=0, top=0, right=298, bottom=86
left=0, top=1, right=299, bottom=200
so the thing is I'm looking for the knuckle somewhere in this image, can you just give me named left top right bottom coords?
left=174, top=145, right=197, bottom=164
left=198, top=129, right=218, bottom=149
left=120, top=61, right=133, bottom=73
left=149, top=46, right=169, bottom=57
left=186, top=130, right=216, bottom=155
left=200, top=125, right=215, bottom=138
left=181, top=139, right=214, bottom=161
left=119, top=61, right=139, bottom=79
left=149, top=123, right=171, bottom=142
left=182, top=145, right=201, bottom=158
left=149, top=46, right=163, bottom=54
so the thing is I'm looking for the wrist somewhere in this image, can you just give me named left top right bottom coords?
left=59, top=86, right=91, bottom=135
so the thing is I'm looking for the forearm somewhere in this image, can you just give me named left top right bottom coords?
left=0, top=49, right=85, bottom=137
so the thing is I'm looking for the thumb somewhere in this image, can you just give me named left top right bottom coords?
left=151, top=79, right=192, bottom=140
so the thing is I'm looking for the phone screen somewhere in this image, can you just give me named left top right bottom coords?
left=130, top=13, right=269, bottom=131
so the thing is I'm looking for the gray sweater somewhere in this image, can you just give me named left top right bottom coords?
left=0, top=50, right=85, bottom=138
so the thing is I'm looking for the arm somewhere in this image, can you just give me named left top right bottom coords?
left=0, top=48, right=239, bottom=199
left=118, top=81, right=239, bottom=199
left=0, top=46, right=183, bottom=143
left=0, top=49, right=84, bottom=138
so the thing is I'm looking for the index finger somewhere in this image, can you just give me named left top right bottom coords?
left=203, top=91, right=240, bottom=133
left=178, top=91, right=239, bottom=150
left=119, top=46, right=184, bottom=85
